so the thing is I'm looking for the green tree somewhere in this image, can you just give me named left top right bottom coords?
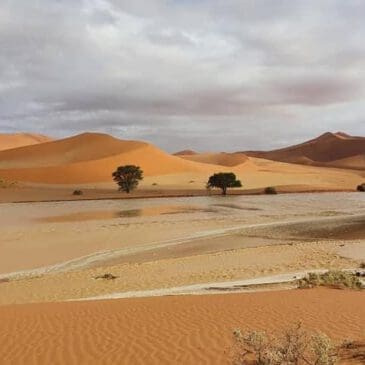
left=112, top=165, right=143, bottom=193
left=207, top=172, right=242, bottom=195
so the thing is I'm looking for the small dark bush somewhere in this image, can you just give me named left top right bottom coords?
left=73, top=190, right=83, bottom=196
left=152, top=182, right=158, bottom=186
left=95, top=273, right=117, bottom=280
left=264, top=186, right=277, bottom=195
left=359, top=262, right=365, bottom=269
left=357, top=183, right=365, bottom=192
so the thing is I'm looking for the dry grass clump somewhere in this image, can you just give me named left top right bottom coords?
left=233, top=322, right=337, bottom=365
left=264, top=186, right=277, bottom=195
left=72, top=189, right=83, bottom=196
left=94, top=273, right=117, bottom=280
left=297, top=271, right=363, bottom=290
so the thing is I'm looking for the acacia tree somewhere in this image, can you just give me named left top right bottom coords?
left=112, top=165, right=143, bottom=193
left=207, top=172, right=242, bottom=195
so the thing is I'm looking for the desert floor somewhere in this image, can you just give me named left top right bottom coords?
left=0, top=192, right=364, bottom=364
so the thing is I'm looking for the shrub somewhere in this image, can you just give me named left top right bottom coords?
left=357, top=183, right=365, bottom=192
left=95, top=273, right=117, bottom=280
left=73, top=190, right=83, bottom=196
left=360, top=262, right=365, bottom=269
left=297, top=270, right=363, bottom=290
left=233, top=322, right=337, bottom=365
left=152, top=182, right=158, bottom=186
left=264, top=187, right=277, bottom=195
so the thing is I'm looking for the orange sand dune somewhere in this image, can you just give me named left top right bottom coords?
left=244, top=132, right=365, bottom=167
left=0, top=133, right=52, bottom=151
left=0, top=133, right=227, bottom=184
left=0, top=289, right=363, bottom=365
left=178, top=151, right=250, bottom=167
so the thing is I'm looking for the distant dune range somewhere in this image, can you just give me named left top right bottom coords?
left=0, top=131, right=363, bottom=191
left=241, top=132, right=365, bottom=170
left=0, top=133, right=52, bottom=151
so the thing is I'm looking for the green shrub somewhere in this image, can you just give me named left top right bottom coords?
left=264, top=186, right=277, bottom=195
left=297, top=271, right=363, bottom=290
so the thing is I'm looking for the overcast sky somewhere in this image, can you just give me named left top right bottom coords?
left=0, top=0, right=364, bottom=152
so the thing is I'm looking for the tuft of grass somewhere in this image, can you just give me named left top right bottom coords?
left=73, top=190, right=83, bottom=196
left=94, top=273, right=117, bottom=280
left=297, top=270, right=363, bottom=290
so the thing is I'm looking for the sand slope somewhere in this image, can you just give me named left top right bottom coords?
left=0, top=133, right=52, bottom=151
left=173, top=149, right=197, bottom=156
left=178, top=152, right=250, bottom=167
left=0, top=289, right=363, bottom=365
left=244, top=132, right=365, bottom=169
left=0, top=133, right=223, bottom=184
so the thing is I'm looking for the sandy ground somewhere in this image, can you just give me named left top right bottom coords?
left=0, top=193, right=364, bottom=305
left=0, top=288, right=364, bottom=365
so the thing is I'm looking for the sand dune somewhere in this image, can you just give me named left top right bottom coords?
left=0, top=289, right=363, bottom=365
left=178, top=152, right=250, bottom=167
left=0, top=133, right=224, bottom=184
left=244, top=132, right=365, bottom=169
left=0, top=133, right=52, bottom=151
left=173, top=149, right=197, bottom=156
left=326, top=154, right=365, bottom=170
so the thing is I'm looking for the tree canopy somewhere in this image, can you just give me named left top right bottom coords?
left=112, top=165, right=143, bottom=193
left=207, top=172, right=242, bottom=195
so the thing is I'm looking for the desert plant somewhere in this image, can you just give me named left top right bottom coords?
left=95, top=273, right=117, bottom=280
left=297, top=270, right=363, bottom=290
left=264, top=187, right=277, bottom=195
left=207, top=172, right=242, bottom=195
left=73, top=190, right=83, bottom=196
left=112, top=165, right=143, bottom=193
left=360, top=262, right=365, bottom=269
left=357, top=183, right=365, bottom=192
left=233, top=322, right=337, bottom=365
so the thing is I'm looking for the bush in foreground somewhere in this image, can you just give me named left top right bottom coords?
left=297, top=271, right=363, bottom=290
left=233, top=322, right=337, bottom=365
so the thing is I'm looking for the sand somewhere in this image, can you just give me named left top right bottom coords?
left=0, top=132, right=363, bottom=190
left=0, top=288, right=363, bottom=365
left=0, top=133, right=52, bottom=151
left=244, top=132, right=365, bottom=169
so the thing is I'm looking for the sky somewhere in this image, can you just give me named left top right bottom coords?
left=0, top=0, right=364, bottom=152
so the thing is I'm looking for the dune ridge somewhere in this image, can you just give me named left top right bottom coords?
left=177, top=152, right=250, bottom=167
left=0, top=133, right=52, bottom=151
left=243, top=132, right=365, bottom=169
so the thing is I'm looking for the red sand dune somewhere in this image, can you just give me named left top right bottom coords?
left=178, top=152, right=250, bottom=167
left=0, top=289, right=363, bottom=365
left=0, top=133, right=52, bottom=151
left=243, top=132, right=365, bottom=169
left=173, top=149, right=198, bottom=156
left=0, top=133, right=218, bottom=184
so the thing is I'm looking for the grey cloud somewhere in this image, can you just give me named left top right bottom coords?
left=0, top=0, right=364, bottom=152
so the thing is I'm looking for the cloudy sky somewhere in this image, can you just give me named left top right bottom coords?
left=0, top=0, right=364, bottom=152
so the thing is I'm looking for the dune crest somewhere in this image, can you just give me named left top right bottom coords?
left=243, top=131, right=365, bottom=169
left=178, top=152, right=250, bottom=167
left=0, top=133, right=52, bottom=151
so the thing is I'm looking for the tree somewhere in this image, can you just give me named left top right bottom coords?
left=207, top=172, right=242, bottom=195
left=112, top=165, right=143, bottom=193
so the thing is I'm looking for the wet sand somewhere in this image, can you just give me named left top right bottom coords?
left=0, top=288, right=363, bottom=365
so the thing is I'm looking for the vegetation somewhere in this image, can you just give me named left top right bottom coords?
left=360, top=262, right=365, bottom=269
left=72, top=190, right=83, bottom=196
left=233, top=322, right=337, bottom=365
left=297, top=270, right=363, bottom=290
left=207, top=172, right=242, bottom=195
left=95, top=273, right=117, bottom=280
left=264, top=186, right=277, bottom=195
left=0, top=179, right=17, bottom=188
left=112, top=165, right=143, bottom=193
left=357, top=183, right=365, bottom=192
